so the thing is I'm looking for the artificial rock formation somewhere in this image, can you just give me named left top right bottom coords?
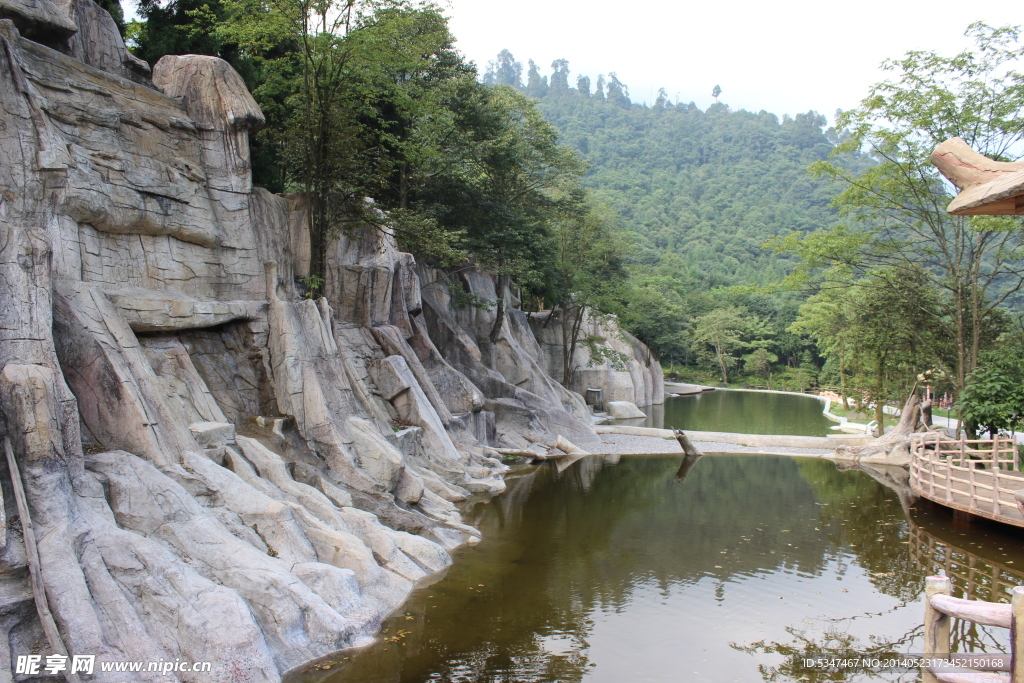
left=0, top=2, right=661, bottom=681
left=932, top=137, right=1024, bottom=215
left=528, top=308, right=664, bottom=410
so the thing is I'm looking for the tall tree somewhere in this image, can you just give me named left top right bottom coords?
left=606, top=72, right=630, bottom=108
left=463, top=86, right=585, bottom=344
left=783, top=22, right=1024, bottom=397
left=791, top=275, right=921, bottom=426
left=549, top=58, right=570, bottom=95
left=576, top=74, right=591, bottom=97
left=486, top=49, right=522, bottom=88
left=525, top=59, right=548, bottom=97
left=218, top=0, right=446, bottom=291
left=548, top=192, right=627, bottom=384
left=692, top=307, right=749, bottom=383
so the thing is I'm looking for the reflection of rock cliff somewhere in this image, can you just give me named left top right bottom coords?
left=0, top=1, right=661, bottom=679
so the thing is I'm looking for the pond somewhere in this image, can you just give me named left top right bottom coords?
left=287, top=455, right=1024, bottom=683
left=624, top=390, right=837, bottom=437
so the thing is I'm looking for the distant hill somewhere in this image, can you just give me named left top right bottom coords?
left=485, top=55, right=869, bottom=288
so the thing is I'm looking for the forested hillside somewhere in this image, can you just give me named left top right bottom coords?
left=124, top=0, right=1024, bottom=418
left=484, top=52, right=867, bottom=287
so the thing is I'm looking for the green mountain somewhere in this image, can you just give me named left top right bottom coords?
left=487, top=56, right=868, bottom=288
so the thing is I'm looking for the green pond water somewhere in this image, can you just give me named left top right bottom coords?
left=288, top=454, right=1024, bottom=683
left=623, top=389, right=837, bottom=436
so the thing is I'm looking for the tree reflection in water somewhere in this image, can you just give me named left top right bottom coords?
left=734, top=462, right=1024, bottom=682
left=289, top=455, right=1024, bottom=683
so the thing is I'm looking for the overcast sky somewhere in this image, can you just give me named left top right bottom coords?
left=443, top=0, right=1023, bottom=124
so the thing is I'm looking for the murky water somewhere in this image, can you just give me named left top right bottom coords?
left=623, top=390, right=836, bottom=436
left=287, top=455, right=1024, bottom=683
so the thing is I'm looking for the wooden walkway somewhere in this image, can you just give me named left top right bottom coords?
left=910, top=434, right=1024, bottom=528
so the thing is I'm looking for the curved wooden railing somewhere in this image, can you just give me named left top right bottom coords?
left=922, top=576, right=1023, bottom=683
left=910, top=434, right=1024, bottom=527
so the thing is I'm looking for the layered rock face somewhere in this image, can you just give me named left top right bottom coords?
left=0, top=3, right=661, bottom=681
left=529, top=309, right=664, bottom=409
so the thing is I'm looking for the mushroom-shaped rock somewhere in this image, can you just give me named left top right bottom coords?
left=0, top=0, right=76, bottom=41
left=931, top=137, right=1024, bottom=215
left=153, top=55, right=265, bottom=192
left=153, top=54, right=264, bottom=132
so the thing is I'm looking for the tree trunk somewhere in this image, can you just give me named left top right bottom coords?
left=399, top=163, right=409, bottom=210
left=308, top=193, right=326, bottom=295
left=834, top=388, right=926, bottom=464
left=561, top=306, right=571, bottom=386
left=715, top=345, right=729, bottom=384
left=874, top=355, right=886, bottom=431
left=489, top=274, right=508, bottom=344
left=563, top=305, right=586, bottom=387
left=839, top=350, right=847, bottom=407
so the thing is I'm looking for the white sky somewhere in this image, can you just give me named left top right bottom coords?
left=443, top=0, right=1024, bottom=123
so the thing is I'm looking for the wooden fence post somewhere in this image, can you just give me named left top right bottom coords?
left=924, top=576, right=952, bottom=683
left=1011, top=586, right=1024, bottom=683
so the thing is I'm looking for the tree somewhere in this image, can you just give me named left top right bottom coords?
left=576, top=74, right=590, bottom=97
left=218, top=1, right=476, bottom=289
left=485, top=49, right=522, bottom=88
left=791, top=274, right=922, bottom=426
left=789, top=278, right=859, bottom=403
left=606, top=72, right=630, bottom=108
left=712, top=84, right=721, bottom=102
left=787, top=23, right=1024, bottom=398
left=549, top=58, right=570, bottom=95
left=478, top=87, right=582, bottom=343
left=131, top=0, right=235, bottom=66
left=743, top=347, right=777, bottom=386
left=692, top=306, right=749, bottom=383
left=548, top=193, right=628, bottom=384
left=956, top=343, right=1024, bottom=436
left=525, top=59, right=548, bottom=97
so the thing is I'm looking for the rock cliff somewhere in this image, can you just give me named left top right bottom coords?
left=0, top=2, right=662, bottom=680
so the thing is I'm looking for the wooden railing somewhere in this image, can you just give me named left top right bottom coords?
left=910, top=435, right=1024, bottom=526
left=922, top=575, right=1024, bottom=682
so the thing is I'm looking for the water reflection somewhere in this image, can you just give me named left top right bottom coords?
left=907, top=513, right=1024, bottom=603
left=286, top=455, right=1024, bottom=683
left=623, top=391, right=836, bottom=437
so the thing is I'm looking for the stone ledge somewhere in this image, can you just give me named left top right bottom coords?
left=107, top=288, right=262, bottom=332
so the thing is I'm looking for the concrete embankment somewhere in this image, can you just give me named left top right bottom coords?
left=663, top=382, right=714, bottom=395
left=594, top=425, right=873, bottom=450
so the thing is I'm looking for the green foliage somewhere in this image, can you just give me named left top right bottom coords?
left=691, top=306, right=750, bottom=384
left=582, top=335, right=632, bottom=372
left=785, top=22, right=1024, bottom=398
left=299, top=274, right=324, bottom=298
left=955, top=345, right=1024, bottom=435
left=545, top=192, right=630, bottom=383
left=743, top=348, right=777, bottom=379
left=95, top=0, right=125, bottom=36
left=791, top=273, right=925, bottom=423
left=476, top=50, right=878, bottom=382
left=386, top=209, right=466, bottom=268
left=534, top=81, right=854, bottom=289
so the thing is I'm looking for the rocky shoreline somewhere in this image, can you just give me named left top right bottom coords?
left=0, top=3, right=663, bottom=680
